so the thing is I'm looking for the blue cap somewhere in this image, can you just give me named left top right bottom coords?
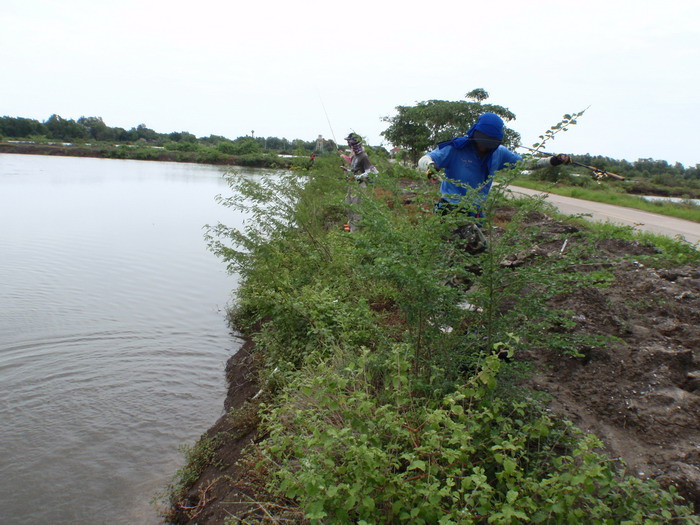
left=467, top=112, right=504, bottom=140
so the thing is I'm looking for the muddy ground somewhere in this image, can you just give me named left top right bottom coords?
left=497, top=208, right=700, bottom=508
left=166, top=205, right=699, bottom=524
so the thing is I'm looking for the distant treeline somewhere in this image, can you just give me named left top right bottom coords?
left=0, top=114, right=339, bottom=155
left=2, top=114, right=698, bottom=185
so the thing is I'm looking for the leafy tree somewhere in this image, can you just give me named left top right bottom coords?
left=381, top=89, right=520, bottom=164
left=168, top=131, right=198, bottom=143
left=130, top=123, right=159, bottom=142
left=78, top=116, right=116, bottom=141
left=265, top=137, right=292, bottom=151
left=216, top=137, right=262, bottom=155
left=45, top=114, right=88, bottom=141
left=198, top=134, right=229, bottom=146
left=234, top=137, right=262, bottom=155
left=0, top=116, right=46, bottom=137
left=216, top=140, right=237, bottom=155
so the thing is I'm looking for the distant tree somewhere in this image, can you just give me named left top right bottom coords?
left=113, top=127, right=131, bottom=142
left=168, top=131, right=197, bottom=143
left=77, top=116, right=116, bottom=142
left=216, top=137, right=261, bottom=155
left=199, top=135, right=230, bottom=146
left=264, top=137, right=286, bottom=150
left=216, top=141, right=237, bottom=155
left=381, top=89, right=519, bottom=164
left=0, top=116, right=46, bottom=137
left=233, top=137, right=261, bottom=155
left=131, top=124, right=159, bottom=142
left=45, top=114, right=88, bottom=141
left=465, top=88, right=489, bottom=102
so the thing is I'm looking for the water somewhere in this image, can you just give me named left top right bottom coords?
left=0, top=154, right=275, bottom=524
left=640, top=195, right=700, bottom=206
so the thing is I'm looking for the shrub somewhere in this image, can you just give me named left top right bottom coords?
left=206, top=160, right=698, bottom=523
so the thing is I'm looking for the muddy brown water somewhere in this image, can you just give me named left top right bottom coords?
left=0, top=154, right=279, bottom=524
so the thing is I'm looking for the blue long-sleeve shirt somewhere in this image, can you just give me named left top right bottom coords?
left=428, top=140, right=522, bottom=206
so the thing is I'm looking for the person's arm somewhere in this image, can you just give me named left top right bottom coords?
left=522, top=154, right=571, bottom=170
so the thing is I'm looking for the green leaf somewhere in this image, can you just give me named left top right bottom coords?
left=408, top=459, right=427, bottom=471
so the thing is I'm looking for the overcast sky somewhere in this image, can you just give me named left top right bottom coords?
left=2, top=0, right=698, bottom=167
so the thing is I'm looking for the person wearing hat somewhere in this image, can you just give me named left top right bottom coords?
left=344, top=133, right=373, bottom=177
left=418, top=112, right=570, bottom=216
left=340, top=132, right=379, bottom=185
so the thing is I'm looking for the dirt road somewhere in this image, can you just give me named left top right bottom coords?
left=510, top=186, right=700, bottom=245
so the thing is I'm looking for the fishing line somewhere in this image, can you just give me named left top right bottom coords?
left=317, top=91, right=339, bottom=150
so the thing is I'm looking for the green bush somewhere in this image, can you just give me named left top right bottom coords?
left=206, top=161, right=698, bottom=523
left=165, top=141, right=201, bottom=152
left=263, top=348, right=695, bottom=524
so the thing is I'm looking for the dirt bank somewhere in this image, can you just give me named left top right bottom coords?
left=166, top=206, right=699, bottom=523
left=502, top=209, right=700, bottom=507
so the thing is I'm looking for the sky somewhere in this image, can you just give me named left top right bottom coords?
left=2, top=0, right=699, bottom=167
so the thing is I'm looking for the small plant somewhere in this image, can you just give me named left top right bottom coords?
left=530, top=108, right=588, bottom=154
left=261, top=345, right=696, bottom=524
left=164, top=435, right=220, bottom=510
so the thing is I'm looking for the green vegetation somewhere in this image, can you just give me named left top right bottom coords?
left=381, top=89, right=520, bottom=164
left=165, top=436, right=220, bottom=505
left=0, top=114, right=344, bottom=168
left=202, top=154, right=699, bottom=523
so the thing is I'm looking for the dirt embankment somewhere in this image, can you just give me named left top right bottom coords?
left=166, top=208, right=700, bottom=524
left=503, top=210, right=700, bottom=507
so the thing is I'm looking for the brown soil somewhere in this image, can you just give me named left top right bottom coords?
left=497, top=207, right=700, bottom=508
left=166, top=205, right=699, bottom=523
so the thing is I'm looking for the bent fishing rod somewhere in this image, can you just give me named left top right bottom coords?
left=517, top=145, right=625, bottom=181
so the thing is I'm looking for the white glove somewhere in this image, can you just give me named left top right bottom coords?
left=418, top=155, right=435, bottom=172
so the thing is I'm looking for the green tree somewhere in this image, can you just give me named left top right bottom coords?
left=77, top=116, right=116, bottom=142
left=168, top=131, right=197, bottom=143
left=233, top=136, right=262, bottom=155
left=216, top=136, right=262, bottom=155
left=381, top=89, right=519, bottom=164
left=216, top=140, right=237, bottom=155
left=45, top=114, right=88, bottom=141
left=131, top=123, right=159, bottom=142
left=0, top=116, right=46, bottom=137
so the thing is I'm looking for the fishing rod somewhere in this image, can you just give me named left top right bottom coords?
left=517, top=145, right=625, bottom=181
left=317, top=92, right=341, bottom=152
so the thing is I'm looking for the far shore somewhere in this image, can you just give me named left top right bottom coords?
left=0, top=141, right=299, bottom=169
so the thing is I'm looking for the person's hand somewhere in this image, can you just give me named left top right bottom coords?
left=425, top=164, right=439, bottom=180
left=550, top=154, right=571, bottom=166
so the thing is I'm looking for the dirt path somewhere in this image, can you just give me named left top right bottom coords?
left=510, top=185, right=700, bottom=245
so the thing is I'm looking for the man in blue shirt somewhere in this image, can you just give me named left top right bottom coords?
left=418, top=112, right=570, bottom=217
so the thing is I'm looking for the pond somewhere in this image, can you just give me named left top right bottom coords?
left=0, top=154, right=275, bottom=524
